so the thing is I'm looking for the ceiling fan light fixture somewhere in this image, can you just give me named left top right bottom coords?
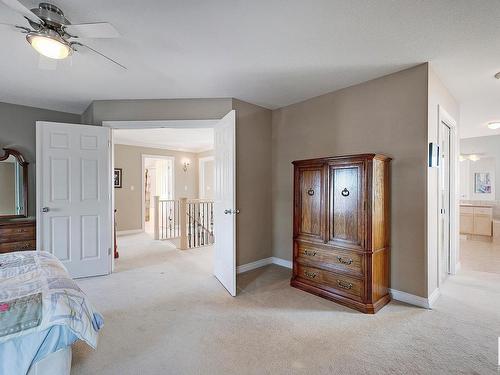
left=26, top=30, right=72, bottom=60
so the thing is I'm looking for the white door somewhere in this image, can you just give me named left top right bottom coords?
left=214, top=111, right=237, bottom=296
left=439, top=121, right=451, bottom=284
left=36, top=122, right=112, bottom=278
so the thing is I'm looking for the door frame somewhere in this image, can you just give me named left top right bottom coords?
left=437, top=105, right=459, bottom=284
left=141, top=154, right=175, bottom=232
left=102, top=119, right=220, bottom=270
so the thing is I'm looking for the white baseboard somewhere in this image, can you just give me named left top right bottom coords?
left=237, top=256, right=292, bottom=274
left=117, top=229, right=143, bottom=236
left=271, top=257, right=292, bottom=269
left=237, top=257, right=273, bottom=274
left=389, top=288, right=440, bottom=309
left=428, top=288, right=441, bottom=308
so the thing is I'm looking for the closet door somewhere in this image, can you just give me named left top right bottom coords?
left=328, top=160, right=365, bottom=250
left=294, top=163, right=325, bottom=242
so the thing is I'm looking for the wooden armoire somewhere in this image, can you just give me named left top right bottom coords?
left=291, top=154, right=391, bottom=314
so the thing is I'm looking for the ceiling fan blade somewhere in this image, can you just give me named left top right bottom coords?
left=0, top=22, right=28, bottom=32
left=72, top=42, right=126, bottom=70
left=0, top=0, right=42, bottom=24
left=65, top=22, right=120, bottom=38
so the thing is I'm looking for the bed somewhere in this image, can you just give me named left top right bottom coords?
left=0, top=251, right=103, bottom=375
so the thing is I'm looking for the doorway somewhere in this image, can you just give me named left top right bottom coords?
left=439, top=121, right=451, bottom=284
left=142, top=155, right=174, bottom=235
left=103, top=111, right=238, bottom=296
left=437, top=106, right=458, bottom=286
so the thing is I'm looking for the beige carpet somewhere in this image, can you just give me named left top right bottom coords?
left=71, top=233, right=500, bottom=375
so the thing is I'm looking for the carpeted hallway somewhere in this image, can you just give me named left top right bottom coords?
left=71, top=233, right=499, bottom=375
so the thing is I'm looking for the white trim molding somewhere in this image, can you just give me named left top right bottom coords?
left=236, top=257, right=293, bottom=274
left=389, top=288, right=440, bottom=309
left=116, top=229, right=144, bottom=236
left=272, top=257, right=293, bottom=269
left=237, top=257, right=273, bottom=274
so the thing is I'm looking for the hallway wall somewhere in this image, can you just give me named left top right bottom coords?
left=114, top=144, right=199, bottom=231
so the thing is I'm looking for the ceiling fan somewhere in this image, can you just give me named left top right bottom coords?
left=0, top=0, right=126, bottom=69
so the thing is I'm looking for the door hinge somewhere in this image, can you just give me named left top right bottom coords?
left=108, top=248, right=112, bottom=255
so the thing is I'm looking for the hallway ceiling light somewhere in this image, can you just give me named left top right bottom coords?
left=468, top=154, right=480, bottom=162
left=487, top=121, right=500, bottom=130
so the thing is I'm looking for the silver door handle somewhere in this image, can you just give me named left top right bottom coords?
left=224, top=209, right=240, bottom=215
left=42, top=207, right=50, bottom=213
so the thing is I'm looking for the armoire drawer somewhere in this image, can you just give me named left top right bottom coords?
left=0, top=240, right=36, bottom=253
left=296, top=242, right=363, bottom=276
left=297, top=264, right=364, bottom=301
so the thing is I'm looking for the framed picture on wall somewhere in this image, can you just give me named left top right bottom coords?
left=474, top=172, right=491, bottom=194
left=114, top=168, right=122, bottom=188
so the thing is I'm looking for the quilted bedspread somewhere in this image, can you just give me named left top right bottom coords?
left=0, top=251, right=103, bottom=374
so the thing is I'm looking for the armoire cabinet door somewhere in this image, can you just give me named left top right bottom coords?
left=294, top=165, right=325, bottom=242
left=328, top=161, right=364, bottom=249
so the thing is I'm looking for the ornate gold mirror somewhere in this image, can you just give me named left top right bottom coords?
left=0, top=148, right=28, bottom=218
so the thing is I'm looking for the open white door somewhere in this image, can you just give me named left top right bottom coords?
left=214, top=110, right=237, bottom=296
left=36, top=122, right=112, bottom=278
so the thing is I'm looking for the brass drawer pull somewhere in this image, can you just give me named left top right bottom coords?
left=304, top=270, right=318, bottom=279
left=16, top=229, right=28, bottom=233
left=303, top=249, right=317, bottom=257
left=337, top=280, right=353, bottom=290
left=336, top=256, right=353, bottom=265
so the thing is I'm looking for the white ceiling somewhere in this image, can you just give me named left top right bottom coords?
left=113, top=127, right=214, bottom=153
left=1, top=1, right=500, bottom=138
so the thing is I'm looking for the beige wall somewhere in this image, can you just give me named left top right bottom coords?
left=232, top=99, right=273, bottom=266
left=0, top=163, right=15, bottom=215
left=83, top=98, right=233, bottom=124
left=114, top=144, right=199, bottom=231
left=271, top=64, right=429, bottom=297
left=427, top=65, right=460, bottom=296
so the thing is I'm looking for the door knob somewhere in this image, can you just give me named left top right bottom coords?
left=42, top=207, right=50, bottom=213
left=224, top=209, right=240, bottom=215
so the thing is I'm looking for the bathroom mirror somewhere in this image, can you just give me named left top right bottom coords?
left=0, top=148, right=28, bottom=218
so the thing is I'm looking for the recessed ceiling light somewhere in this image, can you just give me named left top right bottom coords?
left=495, top=72, right=500, bottom=79
left=488, top=122, right=500, bottom=130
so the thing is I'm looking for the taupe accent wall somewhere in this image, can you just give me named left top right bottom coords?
left=0, top=102, right=81, bottom=216
left=232, top=99, right=273, bottom=266
left=271, top=64, right=429, bottom=297
left=82, top=98, right=233, bottom=123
